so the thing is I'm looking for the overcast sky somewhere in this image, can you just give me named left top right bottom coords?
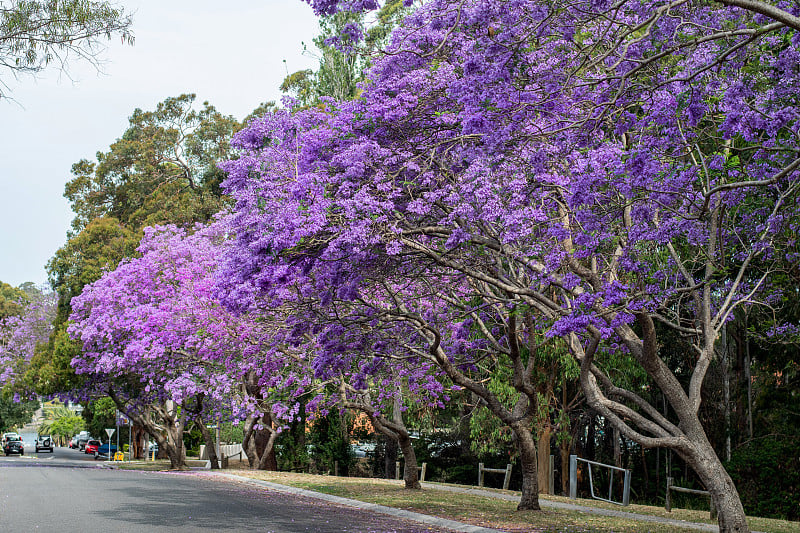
left=0, top=0, right=321, bottom=288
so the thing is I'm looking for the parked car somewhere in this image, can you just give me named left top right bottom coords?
left=77, top=432, right=91, bottom=451
left=351, top=442, right=376, bottom=458
left=2, top=432, right=20, bottom=446
left=69, top=435, right=79, bottom=449
left=84, top=439, right=101, bottom=455
left=94, top=443, right=118, bottom=459
left=3, top=435, right=24, bottom=456
left=35, top=435, right=54, bottom=453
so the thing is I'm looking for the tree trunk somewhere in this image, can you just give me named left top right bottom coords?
left=197, top=419, right=219, bottom=469
left=687, top=444, right=749, bottom=533
left=242, top=414, right=258, bottom=468
left=384, top=434, right=398, bottom=479
left=131, top=425, right=145, bottom=459
left=537, top=425, right=551, bottom=494
left=256, top=426, right=278, bottom=470
left=256, top=410, right=278, bottom=470
left=242, top=411, right=278, bottom=470
left=513, top=423, right=541, bottom=510
left=397, top=432, right=421, bottom=489
left=560, top=439, right=571, bottom=496
left=162, top=402, right=187, bottom=470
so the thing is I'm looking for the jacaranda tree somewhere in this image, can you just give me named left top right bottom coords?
left=220, top=1, right=800, bottom=530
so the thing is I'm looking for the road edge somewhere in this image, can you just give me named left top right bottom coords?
left=206, top=472, right=504, bottom=533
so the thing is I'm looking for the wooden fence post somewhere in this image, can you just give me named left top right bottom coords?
left=666, top=476, right=673, bottom=512
left=569, top=455, right=577, bottom=499
left=502, top=464, right=512, bottom=490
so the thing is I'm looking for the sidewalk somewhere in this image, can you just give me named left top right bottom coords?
left=207, top=472, right=738, bottom=533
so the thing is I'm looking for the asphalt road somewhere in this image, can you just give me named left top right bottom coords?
left=0, top=449, right=456, bottom=532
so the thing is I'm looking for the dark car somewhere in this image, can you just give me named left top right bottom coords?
left=35, top=435, right=54, bottom=453
left=84, top=439, right=101, bottom=455
left=3, top=435, right=24, bottom=456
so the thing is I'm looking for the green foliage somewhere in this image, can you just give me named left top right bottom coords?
left=40, top=405, right=84, bottom=438
left=364, top=0, right=411, bottom=53
left=82, top=396, right=116, bottom=439
left=184, top=426, right=203, bottom=456
left=307, top=411, right=355, bottom=475
left=468, top=359, right=518, bottom=457
left=280, top=69, right=315, bottom=106
left=0, top=281, right=26, bottom=319
left=0, top=0, right=133, bottom=97
left=0, top=395, right=36, bottom=431
left=23, top=325, right=82, bottom=396
left=276, top=426, right=309, bottom=472
left=282, top=8, right=381, bottom=106
left=727, top=436, right=800, bottom=520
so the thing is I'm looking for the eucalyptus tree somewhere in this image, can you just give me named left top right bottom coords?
left=0, top=0, right=133, bottom=99
left=64, top=94, right=239, bottom=235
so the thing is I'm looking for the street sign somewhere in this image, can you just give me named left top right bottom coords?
left=116, top=410, right=130, bottom=426
left=105, top=428, right=115, bottom=438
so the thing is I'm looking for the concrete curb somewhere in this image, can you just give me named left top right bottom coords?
left=209, top=473, right=503, bottom=533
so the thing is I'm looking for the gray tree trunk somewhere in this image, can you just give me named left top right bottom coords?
left=197, top=419, right=219, bottom=469
left=684, top=442, right=749, bottom=533
left=398, top=432, right=421, bottom=490
left=513, top=423, right=541, bottom=510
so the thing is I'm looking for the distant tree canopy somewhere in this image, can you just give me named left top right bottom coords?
left=64, top=94, right=240, bottom=234
left=0, top=281, right=26, bottom=320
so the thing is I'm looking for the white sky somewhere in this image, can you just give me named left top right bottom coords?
left=0, top=0, right=320, bottom=288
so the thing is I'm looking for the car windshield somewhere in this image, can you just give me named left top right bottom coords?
left=7, top=436, right=21, bottom=441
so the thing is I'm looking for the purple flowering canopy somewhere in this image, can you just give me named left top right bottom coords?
left=219, top=0, right=800, bottom=528
left=67, top=221, right=311, bottom=467
left=0, top=290, right=56, bottom=390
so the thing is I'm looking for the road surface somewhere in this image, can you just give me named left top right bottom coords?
left=0, top=448, right=457, bottom=532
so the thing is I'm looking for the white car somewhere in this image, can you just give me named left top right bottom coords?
left=35, top=435, right=54, bottom=453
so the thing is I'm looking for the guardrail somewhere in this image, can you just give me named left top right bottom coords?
left=396, top=461, right=427, bottom=482
left=478, top=463, right=513, bottom=490
left=666, top=476, right=716, bottom=519
left=569, top=454, right=631, bottom=506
